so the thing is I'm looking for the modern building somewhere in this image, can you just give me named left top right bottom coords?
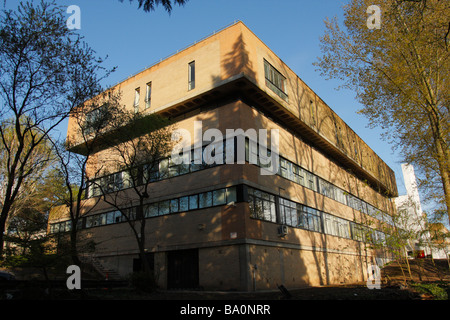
left=48, top=21, right=398, bottom=291
left=395, top=163, right=450, bottom=259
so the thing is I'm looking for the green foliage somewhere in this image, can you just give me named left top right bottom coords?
left=410, top=282, right=449, bottom=300
left=314, top=0, right=450, bottom=220
left=0, top=0, right=113, bottom=256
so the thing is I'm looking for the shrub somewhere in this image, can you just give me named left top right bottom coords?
left=411, top=283, right=448, bottom=300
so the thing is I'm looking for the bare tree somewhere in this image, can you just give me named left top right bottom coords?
left=92, top=111, right=174, bottom=274
left=0, top=1, right=113, bottom=257
left=50, top=90, right=124, bottom=266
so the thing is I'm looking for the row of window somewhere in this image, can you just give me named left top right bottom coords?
left=86, top=136, right=393, bottom=227
left=247, top=140, right=394, bottom=226
left=132, top=60, right=196, bottom=113
left=129, top=59, right=281, bottom=114
left=248, top=187, right=386, bottom=243
left=264, top=59, right=288, bottom=102
left=86, top=142, right=224, bottom=198
left=51, top=183, right=385, bottom=245
left=49, top=186, right=237, bottom=234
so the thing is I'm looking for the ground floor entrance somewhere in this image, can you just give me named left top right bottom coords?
left=167, top=249, right=199, bottom=289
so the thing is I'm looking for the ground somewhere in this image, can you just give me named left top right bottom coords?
left=1, top=258, right=449, bottom=300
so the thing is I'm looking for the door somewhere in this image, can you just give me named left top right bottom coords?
left=167, top=249, right=199, bottom=289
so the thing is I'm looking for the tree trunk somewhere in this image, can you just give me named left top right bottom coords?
left=70, top=227, right=81, bottom=266
left=433, top=129, right=450, bottom=225
left=137, top=202, right=151, bottom=274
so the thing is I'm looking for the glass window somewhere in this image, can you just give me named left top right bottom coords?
left=280, top=158, right=288, bottom=178
left=113, top=211, right=122, bottom=223
left=248, top=139, right=258, bottom=164
left=249, top=195, right=261, bottom=219
left=86, top=216, right=95, bottom=228
left=145, top=82, right=151, bottom=109
left=134, top=88, right=140, bottom=112
left=146, top=203, right=159, bottom=217
left=213, top=189, right=226, bottom=205
left=179, top=196, right=189, bottom=212
left=189, top=194, right=198, bottom=210
left=170, top=199, right=179, bottom=213
left=335, top=188, right=347, bottom=205
left=99, top=213, right=107, bottom=225
left=297, top=168, right=306, bottom=187
left=264, top=59, right=287, bottom=95
left=297, top=204, right=306, bottom=228
left=306, top=172, right=316, bottom=191
left=144, top=163, right=159, bottom=183
left=159, top=200, right=170, bottom=215
left=168, top=158, right=180, bottom=177
left=199, top=192, right=212, bottom=208
left=190, top=149, right=203, bottom=172
left=226, top=187, right=237, bottom=203
left=188, top=61, right=195, bottom=90
left=159, top=159, right=169, bottom=180
left=127, top=207, right=136, bottom=221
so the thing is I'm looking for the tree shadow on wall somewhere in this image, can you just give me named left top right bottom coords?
left=212, top=32, right=256, bottom=87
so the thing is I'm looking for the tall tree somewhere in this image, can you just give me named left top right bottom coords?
left=51, top=90, right=124, bottom=266
left=314, top=0, right=449, bottom=222
left=3, top=168, right=64, bottom=256
left=0, top=1, right=112, bottom=257
left=93, top=112, right=174, bottom=275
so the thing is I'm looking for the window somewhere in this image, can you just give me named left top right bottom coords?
left=248, top=187, right=276, bottom=223
left=170, top=199, right=179, bottom=213
left=85, top=104, right=107, bottom=135
left=113, top=211, right=122, bottom=223
left=199, top=192, right=212, bottom=208
left=213, top=189, right=226, bottom=206
left=323, top=213, right=350, bottom=238
left=145, top=203, right=159, bottom=217
left=103, top=172, right=123, bottom=193
left=179, top=196, right=189, bottom=212
left=159, top=200, right=170, bottom=215
left=264, top=59, right=287, bottom=101
left=226, top=187, right=237, bottom=203
left=318, top=178, right=335, bottom=199
left=143, top=163, right=159, bottom=183
left=310, top=100, right=316, bottom=125
left=189, top=194, right=198, bottom=210
left=134, top=88, right=140, bottom=113
left=145, top=82, right=151, bottom=109
left=306, top=171, right=316, bottom=191
left=279, top=198, right=298, bottom=227
left=188, top=61, right=195, bottom=90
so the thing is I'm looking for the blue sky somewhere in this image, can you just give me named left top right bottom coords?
left=4, top=0, right=409, bottom=195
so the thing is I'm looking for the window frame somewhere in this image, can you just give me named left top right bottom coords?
left=188, top=61, right=195, bottom=90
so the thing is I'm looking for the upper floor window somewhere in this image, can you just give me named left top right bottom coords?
left=264, top=59, right=288, bottom=101
left=188, top=61, right=195, bottom=90
left=145, top=82, right=152, bottom=109
left=134, top=88, right=140, bottom=113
